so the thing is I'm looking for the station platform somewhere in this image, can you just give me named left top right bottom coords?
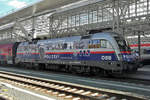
left=0, top=83, right=13, bottom=100
left=0, top=82, right=56, bottom=100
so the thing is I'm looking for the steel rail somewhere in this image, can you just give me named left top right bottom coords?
left=0, top=71, right=148, bottom=100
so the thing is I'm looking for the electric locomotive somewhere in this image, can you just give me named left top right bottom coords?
left=14, top=32, right=139, bottom=74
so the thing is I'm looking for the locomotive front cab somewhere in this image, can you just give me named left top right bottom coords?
left=114, top=36, right=139, bottom=71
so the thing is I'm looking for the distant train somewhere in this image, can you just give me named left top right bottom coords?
left=0, top=32, right=141, bottom=75
left=130, top=43, right=150, bottom=65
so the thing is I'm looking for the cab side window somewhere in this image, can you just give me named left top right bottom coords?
left=101, top=40, right=107, bottom=48
left=88, top=39, right=113, bottom=49
left=88, top=39, right=100, bottom=48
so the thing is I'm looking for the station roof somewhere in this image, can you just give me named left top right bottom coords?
left=0, top=0, right=81, bottom=26
left=0, top=22, right=14, bottom=31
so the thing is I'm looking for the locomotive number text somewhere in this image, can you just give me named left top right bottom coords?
left=101, top=56, right=112, bottom=60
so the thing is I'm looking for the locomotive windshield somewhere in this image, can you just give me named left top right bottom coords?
left=115, top=37, right=130, bottom=51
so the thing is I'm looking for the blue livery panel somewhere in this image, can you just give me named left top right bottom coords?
left=17, top=50, right=118, bottom=61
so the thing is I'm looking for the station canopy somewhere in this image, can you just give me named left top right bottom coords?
left=0, top=0, right=81, bottom=26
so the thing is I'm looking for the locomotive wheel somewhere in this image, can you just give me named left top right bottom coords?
left=105, top=70, right=114, bottom=77
left=68, top=65, right=78, bottom=74
left=39, top=63, right=46, bottom=70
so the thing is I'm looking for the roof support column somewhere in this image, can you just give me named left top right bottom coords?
left=32, top=16, right=36, bottom=38
left=12, top=19, right=32, bottom=41
left=116, top=0, right=120, bottom=33
left=112, top=0, right=115, bottom=31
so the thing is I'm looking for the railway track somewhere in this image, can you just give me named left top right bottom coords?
left=0, top=71, right=148, bottom=100
left=2, top=65, right=150, bottom=86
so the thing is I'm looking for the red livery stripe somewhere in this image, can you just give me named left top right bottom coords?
left=0, top=53, right=9, bottom=56
left=121, top=51, right=131, bottom=54
left=90, top=51, right=115, bottom=54
left=45, top=52, right=74, bottom=55
left=130, top=43, right=150, bottom=47
left=32, top=53, right=39, bottom=55
left=46, top=51, right=115, bottom=54
left=17, top=51, right=115, bottom=55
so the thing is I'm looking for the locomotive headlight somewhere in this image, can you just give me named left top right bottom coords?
left=108, top=62, right=114, bottom=65
left=110, top=62, right=114, bottom=65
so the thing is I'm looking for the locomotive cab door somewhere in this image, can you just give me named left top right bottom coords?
left=7, top=48, right=13, bottom=64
